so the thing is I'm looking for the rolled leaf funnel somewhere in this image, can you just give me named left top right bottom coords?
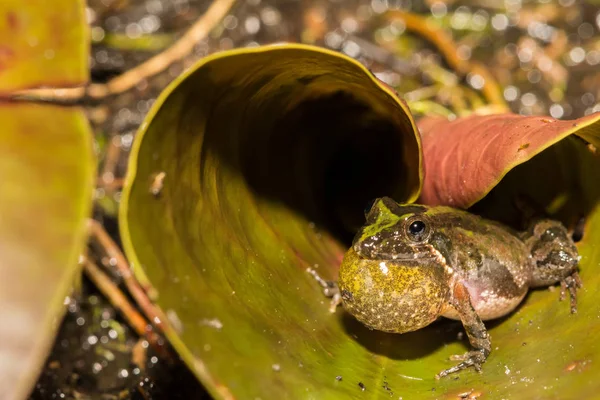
left=120, top=44, right=422, bottom=398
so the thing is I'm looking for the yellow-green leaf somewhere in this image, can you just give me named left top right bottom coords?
left=0, top=103, right=95, bottom=400
left=0, top=0, right=89, bottom=92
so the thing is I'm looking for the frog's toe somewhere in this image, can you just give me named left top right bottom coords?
left=328, top=293, right=342, bottom=313
left=436, top=350, right=486, bottom=379
left=306, top=267, right=341, bottom=312
left=307, top=267, right=338, bottom=293
left=559, top=271, right=582, bottom=314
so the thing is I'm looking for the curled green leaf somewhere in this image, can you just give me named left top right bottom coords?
left=120, top=44, right=422, bottom=398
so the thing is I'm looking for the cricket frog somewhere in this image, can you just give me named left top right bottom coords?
left=308, top=197, right=581, bottom=378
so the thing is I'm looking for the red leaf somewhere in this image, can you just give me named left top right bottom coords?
left=418, top=112, right=600, bottom=208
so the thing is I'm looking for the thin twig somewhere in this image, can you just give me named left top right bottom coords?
left=11, top=0, right=237, bottom=103
left=82, top=255, right=161, bottom=346
left=98, top=138, right=124, bottom=193
left=386, top=10, right=509, bottom=112
left=97, top=177, right=125, bottom=192
left=87, top=219, right=169, bottom=334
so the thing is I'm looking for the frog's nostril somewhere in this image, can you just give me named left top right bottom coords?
left=341, top=289, right=354, bottom=302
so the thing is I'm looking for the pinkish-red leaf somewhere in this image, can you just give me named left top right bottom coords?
left=418, top=112, right=600, bottom=209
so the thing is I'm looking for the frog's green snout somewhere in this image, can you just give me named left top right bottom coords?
left=338, top=248, right=448, bottom=334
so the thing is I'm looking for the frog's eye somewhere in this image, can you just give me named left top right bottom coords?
left=409, top=220, right=426, bottom=235
left=405, top=216, right=431, bottom=242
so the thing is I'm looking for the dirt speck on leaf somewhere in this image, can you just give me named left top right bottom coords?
left=382, top=377, right=393, bottom=396
left=564, top=359, right=592, bottom=373
left=200, top=318, right=223, bottom=330
left=149, top=171, right=166, bottom=197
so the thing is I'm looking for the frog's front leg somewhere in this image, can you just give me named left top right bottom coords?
left=525, top=220, right=582, bottom=313
left=306, top=267, right=342, bottom=313
left=437, top=281, right=491, bottom=379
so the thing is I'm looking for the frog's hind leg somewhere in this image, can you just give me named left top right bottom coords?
left=526, top=220, right=582, bottom=313
left=437, top=281, right=491, bottom=379
left=306, top=267, right=342, bottom=313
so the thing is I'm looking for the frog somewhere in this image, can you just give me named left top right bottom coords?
left=308, top=196, right=582, bottom=378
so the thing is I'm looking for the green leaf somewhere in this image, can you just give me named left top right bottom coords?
left=0, top=0, right=89, bottom=92
left=122, top=42, right=600, bottom=398
left=120, top=44, right=423, bottom=399
left=0, top=102, right=95, bottom=400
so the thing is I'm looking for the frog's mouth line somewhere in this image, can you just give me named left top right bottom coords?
left=353, top=245, right=437, bottom=262
left=376, top=252, right=438, bottom=261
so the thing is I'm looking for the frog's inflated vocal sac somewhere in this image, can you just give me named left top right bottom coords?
left=310, top=197, right=582, bottom=378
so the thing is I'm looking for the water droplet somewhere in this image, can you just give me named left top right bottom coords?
left=549, top=104, right=564, bottom=119
left=468, top=73, right=485, bottom=90
left=324, top=31, right=344, bottom=49
left=578, top=22, right=594, bottom=39
left=342, top=41, right=361, bottom=58
left=140, top=15, right=160, bottom=33
left=87, top=335, right=98, bottom=345
left=521, top=92, right=537, bottom=107
left=260, top=7, right=281, bottom=26
left=504, top=86, right=519, bottom=101
left=457, top=44, right=472, bottom=60
left=492, top=14, right=509, bottom=31
left=92, top=362, right=102, bottom=374
left=569, top=47, right=586, bottom=64
left=244, top=15, right=260, bottom=34
left=371, top=0, right=387, bottom=14
left=91, top=26, right=104, bottom=41
left=223, top=15, right=238, bottom=30
left=430, top=2, right=447, bottom=18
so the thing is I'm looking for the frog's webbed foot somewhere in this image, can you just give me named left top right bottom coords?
left=559, top=270, right=582, bottom=314
left=437, top=349, right=487, bottom=379
left=306, top=267, right=341, bottom=313
left=437, top=281, right=491, bottom=379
